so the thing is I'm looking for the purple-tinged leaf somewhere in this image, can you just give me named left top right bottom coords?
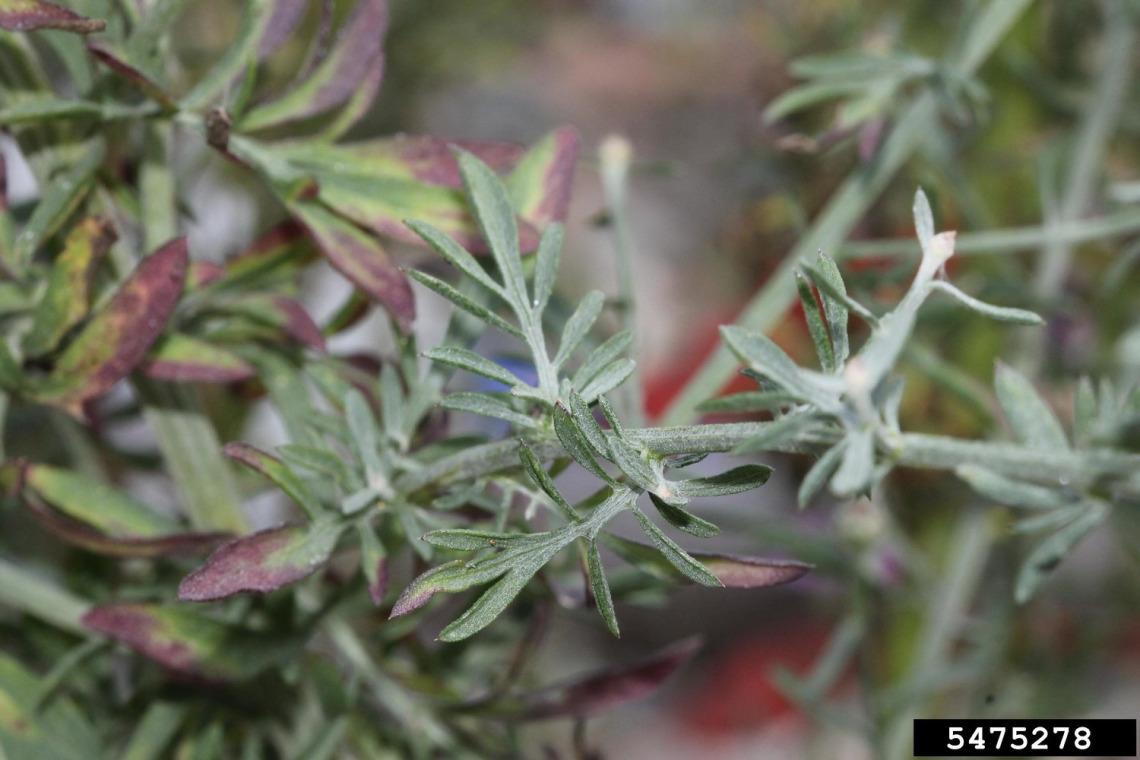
left=240, top=0, right=388, bottom=131
left=203, top=293, right=327, bottom=350
left=23, top=216, right=117, bottom=358
left=256, top=0, right=309, bottom=60
left=20, top=463, right=228, bottom=557
left=141, top=334, right=256, bottom=383
left=32, top=238, right=188, bottom=418
left=179, top=520, right=344, bottom=601
left=506, top=126, right=580, bottom=230
left=0, top=0, right=105, bottom=33
left=290, top=200, right=415, bottom=333
left=82, top=603, right=304, bottom=681
left=222, top=442, right=323, bottom=518
left=186, top=261, right=226, bottom=289
left=485, top=638, right=701, bottom=721
left=318, top=53, right=386, bottom=142
left=604, top=535, right=812, bottom=589
left=222, top=220, right=317, bottom=285
left=87, top=39, right=174, bottom=107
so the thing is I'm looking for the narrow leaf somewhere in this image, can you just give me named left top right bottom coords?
left=553, top=402, right=613, bottom=483
left=731, top=412, right=818, bottom=456
left=585, top=540, right=619, bottom=636
left=404, top=219, right=503, bottom=296
left=0, top=0, right=105, bottom=33
left=33, top=237, right=187, bottom=416
left=406, top=269, right=522, bottom=338
left=357, top=523, right=389, bottom=605
left=994, top=362, right=1069, bottom=450
left=604, top=535, right=811, bottom=589
left=13, top=139, right=104, bottom=270
left=423, top=346, right=525, bottom=388
left=572, top=330, right=632, bottom=389
left=531, top=223, right=563, bottom=313
left=631, top=508, right=722, bottom=587
left=578, top=358, right=635, bottom=402
left=519, top=441, right=579, bottom=521
left=439, top=568, right=534, bottom=642
left=223, top=442, right=324, bottom=519
left=455, top=148, right=527, bottom=300
left=1073, top=376, right=1096, bottom=446
left=673, top=464, right=773, bottom=498
left=721, top=325, right=818, bottom=403
left=1015, top=503, right=1108, bottom=603
left=931, top=281, right=1044, bottom=325
left=443, top=392, right=538, bottom=430
left=697, top=391, right=798, bottom=414
left=422, top=529, right=543, bottom=552
left=141, top=334, right=255, bottom=383
left=179, top=520, right=345, bottom=601
left=913, top=188, right=935, bottom=253
left=505, top=126, right=580, bottom=230
left=801, top=261, right=879, bottom=326
left=814, top=251, right=850, bottom=365
left=554, top=290, right=605, bottom=368
left=567, top=390, right=611, bottom=457
left=87, top=40, right=174, bottom=106
left=797, top=441, right=846, bottom=508
left=830, top=428, right=875, bottom=496
left=649, top=493, right=720, bottom=538
left=796, top=272, right=835, bottom=373
left=956, top=465, right=1073, bottom=510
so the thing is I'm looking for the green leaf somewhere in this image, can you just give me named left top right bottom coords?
left=223, top=442, right=324, bottom=519
left=572, top=330, right=633, bottom=389
left=631, top=508, right=722, bottom=587
left=697, top=391, right=798, bottom=414
left=930, top=281, right=1044, bottom=325
left=141, top=334, right=255, bottom=383
left=801, top=261, right=879, bottom=327
left=797, top=441, right=846, bottom=508
left=422, top=529, right=544, bottom=551
left=455, top=148, right=528, bottom=303
left=357, top=523, right=389, bottom=604
left=585, top=540, right=619, bottom=636
left=731, top=412, right=818, bottom=456
left=1015, top=502, right=1108, bottom=603
left=579, top=358, right=635, bottom=402
left=88, top=40, right=174, bottom=106
left=796, top=271, right=835, bottom=373
left=180, top=0, right=269, bottom=109
left=763, top=80, right=864, bottom=122
left=531, top=223, right=563, bottom=313
left=178, top=519, right=345, bottom=601
left=290, top=200, right=414, bottom=333
left=0, top=0, right=105, bottom=33
left=1073, top=376, right=1097, bottom=446
left=13, top=139, right=105, bottom=271
left=82, top=603, right=305, bottom=681
left=994, top=362, right=1069, bottom=450
left=406, top=269, right=522, bottom=338
left=814, top=251, right=850, bottom=366
left=442, top=392, right=538, bottom=430
left=913, top=188, right=935, bottom=253
left=0, top=652, right=102, bottom=760
left=553, top=402, right=613, bottom=482
left=606, top=434, right=658, bottom=493
left=0, top=94, right=103, bottom=126
left=830, top=428, right=875, bottom=496
left=405, top=219, right=504, bottom=296
left=554, top=290, right=605, bottom=369
left=238, top=0, right=387, bottom=130
left=344, top=389, right=387, bottom=481
left=721, top=325, right=838, bottom=411
left=423, top=346, right=525, bottom=388
left=956, top=466, right=1073, bottom=510
left=439, top=568, right=534, bottom=642
left=32, top=237, right=186, bottom=417
left=120, top=703, right=186, bottom=760
left=505, top=126, right=580, bottom=231
left=278, top=444, right=363, bottom=492
left=519, top=441, right=580, bottom=521
left=649, top=493, right=720, bottom=538
left=603, top=535, right=810, bottom=589
left=673, top=464, right=773, bottom=498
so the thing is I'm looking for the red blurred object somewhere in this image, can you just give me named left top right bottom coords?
left=681, top=625, right=842, bottom=737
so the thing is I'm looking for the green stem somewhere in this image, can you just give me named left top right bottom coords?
left=135, top=378, right=248, bottom=533
left=0, top=557, right=91, bottom=635
left=660, top=0, right=1033, bottom=425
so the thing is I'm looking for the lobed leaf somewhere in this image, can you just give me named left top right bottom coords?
left=994, top=362, right=1069, bottom=450
left=0, top=0, right=105, bottom=33
left=32, top=237, right=187, bottom=417
left=23, top=216, right=117, bottom=358
left=290, top=200, right=414, bottom=333
left=223, top=442, right=324, bottom=519
left=141, top=334, right=256, bottom=383
left=239, top=0, right=388, bottom=130
left=82, top=603, right=304, bottom=681
left=178, top=520, right=345, bottom=601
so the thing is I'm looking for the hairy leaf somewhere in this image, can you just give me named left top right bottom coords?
left=649, top=493, right=720, bottom=538
left=796, top=271, right=835, bottom=373
left=553, top=290, right=605, bottom=369
left=423, top=346, right=525, bottom=388
left=956, top=465, right=1073, bottom=510
left=442, top=392, right=538, bottom=430
left=994, top=362, right=1069, bottom=450
left=604, top=535, right=812, bottom=589
left=406, top=269, right=522, bottom=338
left=223, top=442, right=324, bottom=519
left=930, top=281, right=1044, bottom=325
left=87, top=40, right=174, bottom=106
left=519, top=441, right=579, bottom=521
left=672, top=464, right=773, bottom=498
left=1016, top=502, right=1108, bottom=603
left=584, top=540, right=619, bottom=636
left=505, top=126, right=580, bottom=230
left=631, top=508, right=721, bottom=587
left=578, top=358, right=635, bottom=402
left=531, top=223, right=563, bottom=313
left=573, top=330, right=632, bottom=390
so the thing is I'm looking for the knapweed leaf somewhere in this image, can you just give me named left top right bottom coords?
left=578, top=359, right=635, bottom=403
left=585, top=540, right=619, bottom=636
left=33, top=237, right=186, bottom=417
left=801, top=261, right=879, bottom=327
left=505, top=126, right=580, bottom=231
left=930, top=281, right=1044, bottom=325
left=455, top=148, right=528, bottom=304
left=87, top=40, right=174, bottom=106
left=994, top=362, right=1069, bottom=450
left=573, top=330, right=633, bottom=389
left=424, top=346, right=525, bottom=388
left=567, top=390, right=612, bottom=456
left=344, top=389, right=386, bottom=479
left=0, top=652, right=102, bottom=760
left=796, top=271, right=835, bottom=373
left=357, top=523, right=389, bottom=604
left=443, top=392, right=538, bottom=430
left=239, top=0, right=387, bottom=130
left=672, top=464, right=773, bottom=499
left=218, top=220, right=317, bottom=289
left=439, top=568, right=534, bottom=642
left=223, top=442, right=324, bottom=520
left=519, top=441, right=580, bottom=521
left=731, top=412, right=818, bottom=456
left=814, top=251, right=850, bottom=366
left=278, top=444, right=363, bottom=493
left=531, top=223, right=563, bottom=314
left=406, top=269, right=522, bottom=338
left=631, top=508, right=722, bottom=587
left=553, top=403, right=613, bottom=483
left=178, top=519, right=346, bottom=601
left=721, top=325, right=834, bottom=410
left=554, top=290, right=606, bottom=369
left=698, top=391, right=799, bottom=414
left=23, top=216, right=116, bottom=358
left=830, top=428, right=875, bottom=496
left=421, top=529, right=544, bottom=552
left=607, top=436, right=658, bottom=493
left=82, top=603, right=304, bottom=681
left=141, top=334, right=255, bottom=383
left=290, top=200, right=415, bottom=333
left=1074, top=376, right=1097, bottom=446
left=797, top=441, right=846, bottom=508
left=913, top=188, right=935, bottom=253
left=649, top=493, right=720, bottom=538
left=956, top=465, right=1073, bottom=510
left=603, top=534, right=811, bottom=589
left=180, top=0, right=270, bottom=109
left=0, top=0, right=105, bottom=32
left=405, top=219, right=504, bottom=296
left=1015, top=502, right=1108, bottom=603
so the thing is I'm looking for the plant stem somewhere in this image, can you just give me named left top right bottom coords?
left=660, top=0, right=1033, bottom=425
left=0, top=556, right=91, bottom=635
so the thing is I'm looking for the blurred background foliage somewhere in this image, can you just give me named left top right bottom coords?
left=3, top=0, right=1140, bottom=758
